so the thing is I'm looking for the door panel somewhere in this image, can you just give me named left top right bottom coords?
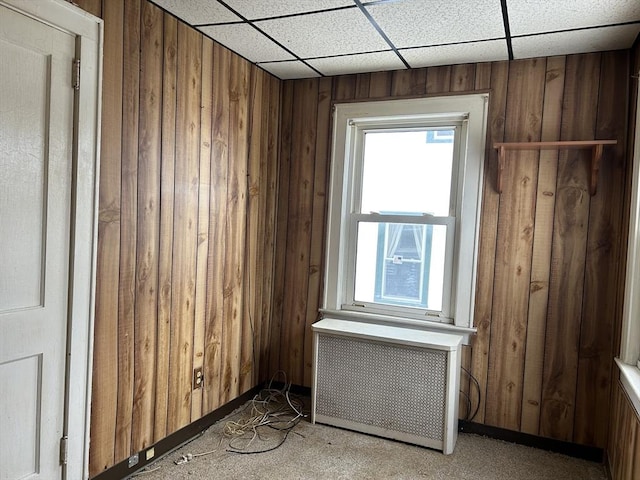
left=0, top=37, right=48, bottom=313
left=0, top=4, right=75, bottom=480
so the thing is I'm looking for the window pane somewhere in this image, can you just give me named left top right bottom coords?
left=360, top=130, right=454, bottom=216
left=354, top=222, right=447, bottom=311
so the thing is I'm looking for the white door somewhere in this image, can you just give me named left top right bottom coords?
left=0, top=4, right=76, bottom=480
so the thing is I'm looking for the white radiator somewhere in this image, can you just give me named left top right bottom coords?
left=311, top=318, right=462, bottom=454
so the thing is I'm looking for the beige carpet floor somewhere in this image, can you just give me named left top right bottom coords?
left=130, top=400, right=607, bottom=480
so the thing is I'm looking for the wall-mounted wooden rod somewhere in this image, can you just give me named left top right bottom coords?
left=493, top=140, right=617, bottom=195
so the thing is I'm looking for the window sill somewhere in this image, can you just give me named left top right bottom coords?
left=319, top=308, right=476, bottom=344
left=615, top=357, right=640, bottom=418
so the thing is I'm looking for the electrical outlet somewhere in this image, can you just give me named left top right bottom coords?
left=146, top=447, right=155, bottom=461
left=128, top=453, right=139, bottom=468
left=193, top=367, right=204, bottom=389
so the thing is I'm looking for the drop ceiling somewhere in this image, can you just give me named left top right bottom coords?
left=151, top=0, right=640, bottom=80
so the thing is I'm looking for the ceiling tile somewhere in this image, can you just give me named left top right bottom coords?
left=401, top=40, right=508, bottom=68
left=255, top=8, right=390, bottom=58
left=308, top=51, right=405, bottom=76
left=151, top=0, right=240, bottom=25
left=365, top=0, right=505, bottom=49
left=222, top=0, right=354, bottom=20
left=198, top=24, right=295, bottom=63
left=258, top=61, right=321, bottom=80
left=508, top=0, right=640, bottom=36
left=512, top=24, right=640, bottom=59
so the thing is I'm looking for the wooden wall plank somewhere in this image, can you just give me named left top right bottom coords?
left=241, top=66, right=264, bottom=393
left=280, top=79, right=319, bottom=385
left=270, top=80, right=294, bottom=377
left=474, top=63, right=491, bottom=91
left=303, top=77, right=333, bottom=387
left=520, top=56, right=565, bottom=435
left=389, top=69, right=427, bottom=96
left=470, top=61, right=507, bottom=425
left=254, top=70, right=271, bottom=386
left=368, top=71, right=392, bottom=98
left=167, top=23, right=202, bottom=433
left=132, top=0, right=162, bottom=452
left=89, top=0, right=123, bottom=474
left=221, top=53, right=249, bottom=402
left=74, top=0, right=102, bottom=17
left=608, top=381, right=640, bottom=480
left=485, top=58, right=546, bottom=430
left=260, top=75, right=281, bottom=382
left=333, top=74, right=357, bottom=100
left=390, top=70, right=412, bottom=96
left=540, top=53, right=601, bottom=442
left=450, top=64, right=476, bottom=92
left=204, top=43, right=230, bottom=413
left=608, top=381, right=622, bottom=476
left=574, top=50, right=629, bottom=448
left=115, top=0, right=141, bottom=461
left=410, top=69, right=428, bottom=96
left=154, top=11, right=177, bottom=443
left=191, top=37, right=213, bottom=420
left=426, top=65, right=451, bottom=94
left=355, top=73, right=370, bottom=99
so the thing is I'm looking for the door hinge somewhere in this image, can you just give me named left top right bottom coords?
left=72, top=58, right=80, bottom=90
left=59, top=436, right=68, bottom=465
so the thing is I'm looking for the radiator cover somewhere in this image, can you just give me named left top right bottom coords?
left=312, top=318, right=462, bottom=454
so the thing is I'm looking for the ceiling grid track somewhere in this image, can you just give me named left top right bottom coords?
left=353, top=0, right=411, bottom=70
left=500, top=0, right=514, bottom=60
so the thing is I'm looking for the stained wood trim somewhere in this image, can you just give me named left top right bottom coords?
left=494, top=140, right=617, bottom=195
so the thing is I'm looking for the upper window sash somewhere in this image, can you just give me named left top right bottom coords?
left=348, top=123, right=464, bottom=218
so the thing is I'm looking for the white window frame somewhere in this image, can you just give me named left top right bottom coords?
left=322, top=94, right=488, bottom=335
left=617, top=74, right=640, bottom=417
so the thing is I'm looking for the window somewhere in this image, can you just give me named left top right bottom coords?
left=323, top=95, right=488, bottom=331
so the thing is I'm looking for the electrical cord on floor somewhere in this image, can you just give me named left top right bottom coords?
left=129, top=465, right=161, bottom=477
left=459, top=389, right=472, bottom=420
left=168, top=372, right=304, bottom=469
left=460, top=366, right=482, bottom=421
left=223, top=372, right=306, bottom=454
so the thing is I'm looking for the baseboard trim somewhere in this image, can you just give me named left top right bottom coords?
left=457, top=420, right=604, bottom=463
left=91, top=385, right=262, bottom=480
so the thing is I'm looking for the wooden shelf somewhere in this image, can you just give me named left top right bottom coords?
left=493, top=140, right=617, bottom=195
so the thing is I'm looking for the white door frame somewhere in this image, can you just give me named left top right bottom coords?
left=0, top=1, right=102, bottom=478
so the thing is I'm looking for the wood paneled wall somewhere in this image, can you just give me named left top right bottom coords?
left=74, top=0, right=281, bottom=476
left=608, top=381, right=640, bottom=478
left=273, top=54, right=630, bottom=448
